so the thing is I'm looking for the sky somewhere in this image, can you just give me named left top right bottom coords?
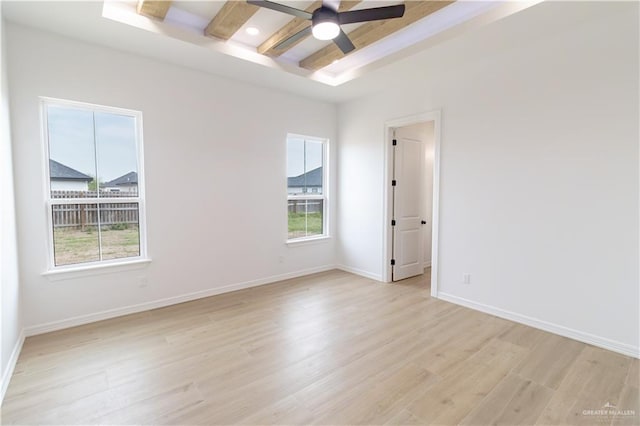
left=287, top=137, right=323, bottom=178
left=47, top=105, right=138, bottom=183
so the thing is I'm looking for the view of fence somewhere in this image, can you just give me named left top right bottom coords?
left=51, top=191, right=139, bottom=230
left=52, top=204, right=139, bottom=229
left=288, top=199, right=323, bottom=214
left=52, top=190, right=138, bottom=199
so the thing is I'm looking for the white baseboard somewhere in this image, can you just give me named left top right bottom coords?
left=1, top=329, right=25, bottom=403
left=423, top=261, right=432, bottom=269
left=336, top=264, right=383, bottom=282
left=25, top=265, right=337, bottom=337
left=437, top=292, right=639, bottom=359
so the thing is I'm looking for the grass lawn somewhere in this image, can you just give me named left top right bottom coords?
left=53, top=225, right=140, bottom=266
left=288, top=212, right=322, bottom=239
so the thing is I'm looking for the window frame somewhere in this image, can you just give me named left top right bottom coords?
left=41, top=97, right=149, bottom=273
left=286, top=134, right=329, bottom=243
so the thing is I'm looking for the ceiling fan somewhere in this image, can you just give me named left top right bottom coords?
left=247, top=0, right=406, bottom=54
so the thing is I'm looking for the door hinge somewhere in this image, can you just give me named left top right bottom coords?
left=391, top=219, right=396, bottom=226
left=391, top=180, right=396, bottom=186
left=390, top=259, right=396, bottom=266
left=392, top=139, right=397, bottom=146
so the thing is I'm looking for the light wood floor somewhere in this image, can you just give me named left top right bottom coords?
left=2, top=269, right=638, bottom=425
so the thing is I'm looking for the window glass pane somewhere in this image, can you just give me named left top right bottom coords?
left=45, top=101, right=145, bottom=269
left=99, top=202, right=140, bottom=261
left=47, top=106, right=97, bottom=198
left=52, top=203, right=100, bottom=266
left=287, top=137, right=305, bottom=195
left=95, top=112, right=139, bottom=197
left=305, top=140, right=323, bottom=195
left=305, top=199, right=323, bottom=237
left=288, top=199, right=323, bottom=239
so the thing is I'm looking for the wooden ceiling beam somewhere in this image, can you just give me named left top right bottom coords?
left=205, top=1, right=260, bottom=41
left=258, top=1, right=362, bottom=57
left=299, top=1, right=454, bottom=71
left=136, top=0, right=172, bottom=20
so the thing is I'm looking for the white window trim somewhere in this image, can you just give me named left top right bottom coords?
left=286, top=235, right=331, bottom=247
left=286, top=134, right=330, bottom=244
left=42, top=258, right=152, bottom=282
left=40, top=97, right=150, bottom=274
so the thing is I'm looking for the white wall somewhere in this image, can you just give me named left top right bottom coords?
left=0, top=8, right=23, bottom=399
left=338, top=1, right=639, bottom=355
left=395, top=121, right=434, bottom=266
left=7, top=24, right=338, bottom=330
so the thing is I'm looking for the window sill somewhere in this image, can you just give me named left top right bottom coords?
left=42, top=258, right=152, bottom=282
left=286, top=235, right=331, bottom=247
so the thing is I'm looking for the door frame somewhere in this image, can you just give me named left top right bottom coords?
left=382, top=111, right=441, bottom=298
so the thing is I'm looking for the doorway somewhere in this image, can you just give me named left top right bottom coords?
left=383, top=112, right=440, bottom=296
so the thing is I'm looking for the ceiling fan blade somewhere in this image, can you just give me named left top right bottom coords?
left=337, top=4, right=405, bottom=25
left=273, top=25, right=312, bottom=50
left=333, top=29, right=355, bottom=54
left=247, top=0, right=313, bottom=20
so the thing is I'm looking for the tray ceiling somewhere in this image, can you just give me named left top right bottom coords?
left=106, top=1, right=510, bottom=85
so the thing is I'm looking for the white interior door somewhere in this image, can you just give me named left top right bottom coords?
left=392, top=137, right=425, bottom=281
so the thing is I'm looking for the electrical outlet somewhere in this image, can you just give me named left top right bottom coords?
left=462, top=273, right=471, bottom=285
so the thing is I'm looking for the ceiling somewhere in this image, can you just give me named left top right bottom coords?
left=111, top=0, right=516, bottom=82
left=1, top=1, right=543, bottom=102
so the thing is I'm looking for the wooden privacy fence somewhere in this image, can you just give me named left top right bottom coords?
left=51, top=191, right=138, bottom=230
left=52, top=204, right=139, bottom=229
left=288, top=199, right=323, bottom=214
left=52, top=190, right=137, bottom=198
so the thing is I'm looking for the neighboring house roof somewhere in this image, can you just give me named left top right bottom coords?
left=104, top=171, right=138, bottom=187
left=49, top=159, right=93, bottom=181
left=287, top=166, right=322, bottom=188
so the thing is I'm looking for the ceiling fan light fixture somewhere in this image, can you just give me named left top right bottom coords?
left=311, top=6, right=340, bottom=40
left=248, top=1, right=405, bottom=54
left=312, top=21, right=340, bottom=40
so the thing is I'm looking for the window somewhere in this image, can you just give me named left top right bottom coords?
left=42, top=98, right=147, bottom=270
left=287, top=135, right=328, bottom=241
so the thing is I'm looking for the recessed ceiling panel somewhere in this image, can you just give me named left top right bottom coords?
left=101, top=0, right=541, bottom=85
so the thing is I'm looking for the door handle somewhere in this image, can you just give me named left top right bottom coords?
left=421, top=220, right=427, bottom=225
